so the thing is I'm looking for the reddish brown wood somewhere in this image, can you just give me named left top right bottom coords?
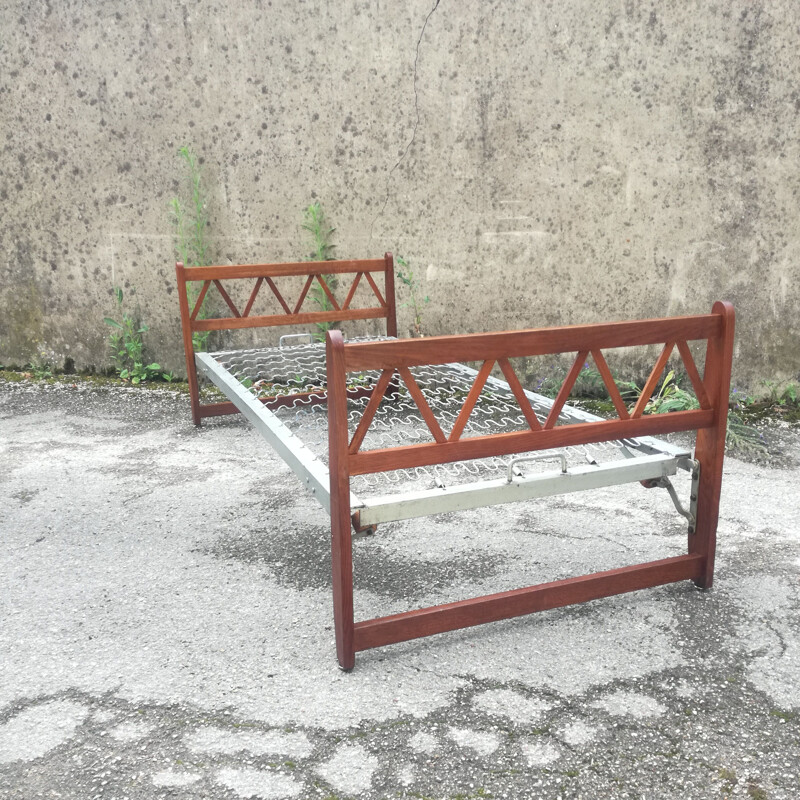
left=349, top=408, right=714, bottom=475
left=544, top=351, right=588, bottom=429
left=691, top=301, right=735, bottom=588
left=176, top=257, right=400, bottom=427
left=677, top=339, right=711, bottom=410
left=316, top=274, right=341, bottom=311
left=184, top=259, right=386, bottom=281
left=329, top=301, right=733, bottom=665
left=448, top=359, right=495, bottom=442
left=631, top=341, right=675, bottom=419
left=212, top=279, right=241, bottom=318
left=341, top=272, right=363, bottom=311
left=175, top=262, right=733, bottom=668
left=327, top=330, right=356, bottom=669
left=354, top=554, right=704, bottom=651
left=265, top=277, right=292, bottom=315
left=192, top=307, right=387, bottom=332
left=497, top=358, right=543, bottom=431
left=384, top=253, right=397, bottom=338
left=348, top=369, right=395, bottom=454
left=242, top=277, right=264, bottom=318
left=590, top=349, right=630, bottom=420
left=190, top=280, right=211, bottom=321
left=364, top=271, right=388, bottom=308
left=293, top=275, right=315, bottom=314
left=343, top=315, right=720, bottom=372
left=175, top=262, right=202, bottom=425
left=398, top=367, right=447, bottom=444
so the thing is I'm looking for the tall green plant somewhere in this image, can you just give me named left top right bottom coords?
left=302, top=202, right=337, bottom=341
left=171, top=145, right=212, bottom=350
left=396, top=255, right=430, bottom=337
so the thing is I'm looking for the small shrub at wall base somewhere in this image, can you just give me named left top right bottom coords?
left=534, top=363, right=770, bottom=455
left=104, top=287, right=173, bottom=385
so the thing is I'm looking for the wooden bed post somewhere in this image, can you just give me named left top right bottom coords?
left=384, top=252, right=397, bottom=338
left=175, top=262, right=202, bottom=426
left=326, top=330, right=356, bottom=669
left=691, top=301, right=735, bottom=589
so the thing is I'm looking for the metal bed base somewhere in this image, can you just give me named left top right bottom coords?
left=195, top=348, right=693, bottom=531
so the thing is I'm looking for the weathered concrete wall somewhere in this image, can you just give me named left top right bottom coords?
left=1, top=1, right=798, bottom=384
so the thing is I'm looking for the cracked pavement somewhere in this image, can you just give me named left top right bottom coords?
left=1, top=380, right=799, bottom=799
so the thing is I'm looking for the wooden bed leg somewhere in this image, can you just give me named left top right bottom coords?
left=691, top=301, right=735, bottom=589
left=175, top=262, right=202, bottom=426
left=384, top=252, right=397, bottom=338
left=327, top=330, right=356, bottom=669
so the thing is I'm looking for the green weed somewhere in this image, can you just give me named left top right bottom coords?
left=171, top=145, right=212, bottom=351
left=27, top=349, right=54, bottom=380
left=761, top=379, right=798, bottom=406
left=746, top=781, right=768, bottom=800
left=396, top=255, right=430, bottom=337
left=645, top=370, right=699, bottom=414
left=104, top=287, right=169, bottom=384
left=302, top=201, right=337, bottom=341
left=718, top=766, right=738, bottom=794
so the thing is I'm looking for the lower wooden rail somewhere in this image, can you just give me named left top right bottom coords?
left=353, top=553, right=704, bottom=651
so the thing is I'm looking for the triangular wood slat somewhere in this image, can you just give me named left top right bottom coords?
left=497, top=358, right=543, bottom=432
left=195, top=269, right=389, bottom=321
left=213, top=279, right=241, bottom=318
left=398, top=367, right=447, bottom=444
left=364, top=272, right=387, bottom=308
left=344, top=341, right=711, bottom=457
left=293, top=275, right=315, bottom=314
left=341, top=272, right=363, bottom=311
left=631, top=341, right=675, bottom=419
left=448, top=359, right=496, bottom=442
left=266, top=277, right=293, bottom=315
left=677, top=339, right=711, bottom=409
left=316, top=275, right=341, bottom=311
left=544, top=351, right=589, bottom=429
left=242, top=277, right=264, bottom=318
left=190, top=280, right=212, bottom=321
left=348, top=369, right=396, bottom=455
left=590, top=349, right=630, bottom=420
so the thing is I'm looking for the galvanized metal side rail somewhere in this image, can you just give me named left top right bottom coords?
left=194, top=351, right=342, bottom=514
left=353, top=452, right=680, bottom=528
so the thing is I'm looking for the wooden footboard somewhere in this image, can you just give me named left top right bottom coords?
left=325, top=302, right=735, bottom=669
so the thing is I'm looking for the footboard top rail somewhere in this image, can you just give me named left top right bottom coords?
left=177, top=253, right=397, bottom=425
left=326, top=302, right=735, bottom=477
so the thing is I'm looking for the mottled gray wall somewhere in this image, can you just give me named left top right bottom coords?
left=1, top=1, right=798, bottom=384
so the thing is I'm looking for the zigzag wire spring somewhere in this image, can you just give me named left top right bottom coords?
left=212, top=341, right=644, bottom=496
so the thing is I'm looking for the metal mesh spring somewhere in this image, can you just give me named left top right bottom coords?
left=211, top=341, right=649, bottom=495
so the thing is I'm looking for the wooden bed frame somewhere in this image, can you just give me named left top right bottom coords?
left=176, top=255, right=734, bottom=670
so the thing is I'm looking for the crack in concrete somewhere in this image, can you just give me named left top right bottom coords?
left=368, top=0, right=442, bottom=248
left=764, top=619, right=789, bottom=658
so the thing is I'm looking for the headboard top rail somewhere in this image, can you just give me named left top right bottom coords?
left=180, top=258, right=388, bottom=282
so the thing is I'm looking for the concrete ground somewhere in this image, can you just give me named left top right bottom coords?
left=1, top=379, right=798, bottom=800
